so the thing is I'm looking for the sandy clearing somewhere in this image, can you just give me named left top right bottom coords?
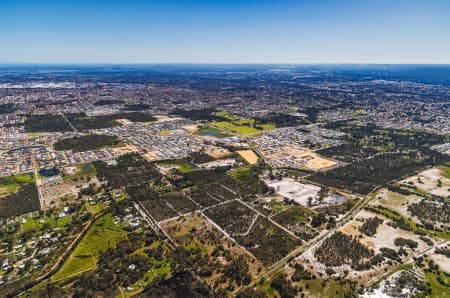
left=237, top=150, right=259, bottom=164
left=40, top=176, right=100, bottom=210
left=264, top=177, right=321, bottom=205
left=143, top=150, right=159, bottom=161
left=182, top=124, right=199, bottom=132
left=115, top=118, right=133, bottom=125
left=339, top=209, right=431, bottom=253
left=401, top=168, right=450, bottom=198
left=373, top=188, right=423, bottom=224
left=431, top=250, right=450, bottom=273
left=205, top=146, right=232, bottom=159
left=283, top=146, right=336, bottom=170
left=112, top=143, right=137, bottom=155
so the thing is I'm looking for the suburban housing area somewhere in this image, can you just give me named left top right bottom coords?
left=0, top=65, right=449, bottom=298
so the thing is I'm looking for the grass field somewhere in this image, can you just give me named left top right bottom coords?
left=209, top=112, right=276, bottom=135
left=0, top=173, right=39, bottom=218
left=158, top=160, right=197, bottom=173
left=349, top=109, right=367, bottom=116
left=438, top=164, right=450, bottom=179
left=52, top=213, right=128, bottom=281
left=258, top=269, right=358, bottom=298
left=0, top=183, right=19, bottom=197
left=26, top=132, right=46, bottom=138
left=195, top=126, right=230, bottom=138
left=228, top=166, right=251, bottom=178
left=20, top=205, right=98, bottom=234
left=424, top=268, right=450, bottom=298
left=0, top=173, right=35, bottom=196
left=159, top=130, right=172, bottom=136
left=215, top=111, right=240, bottom=121
left=211, top=121, right=261, bottom=134
left=64, top=163, right=97, bottom=181
left=84, top=201, right=104, bottom=214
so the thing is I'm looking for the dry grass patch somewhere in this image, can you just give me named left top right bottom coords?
left=237, top=150, right=259, bottom=165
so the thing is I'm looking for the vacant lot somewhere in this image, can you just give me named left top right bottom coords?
left=374, top=188, right=423, bottom=224
left=237, top=150, right=259, bottom=164
left=264, top=177, right=321, bottom=205
left=400, top=167, right=450, bottom=198
left=339, top=210, right=430, bottom=253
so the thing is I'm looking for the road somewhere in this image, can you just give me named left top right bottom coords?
left=15, top=211, right=106, bottom=297
left=59, top=110, right=78, bottom=132
left=32, top=157, right=44, bottom=207
left=134, top=201, right=176, bottom=249
left=243, top=193, right=373, bottom=290
left=367, top=239, right=449, bottom=285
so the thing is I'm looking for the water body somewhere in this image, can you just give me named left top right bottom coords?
left=38, top=168, right=58, bottom=177
left=8, top=145, right=46, bottom=153
left=197, top=129, right=226, bottom=138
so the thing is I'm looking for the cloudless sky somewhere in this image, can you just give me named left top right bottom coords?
left=0, top=0, right=449, bottom=64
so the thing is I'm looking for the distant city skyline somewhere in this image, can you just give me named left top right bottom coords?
left=1, top=0, right=450, bottom=64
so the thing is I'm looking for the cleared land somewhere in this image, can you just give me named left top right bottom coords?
left=237, top=150, right=259, bottom=165
left=210, top=113, right=276, bottom=135
left=374, top=188, right=423, bottom=225
left=400, top=167, right=450, bottom=198
left=258, top=145, right=337, bottom=171
left=40, top=176, right=101, bottom=209
left=264, top=177, right=321, bottom=205
left=284, top=146, right=336, bottom=170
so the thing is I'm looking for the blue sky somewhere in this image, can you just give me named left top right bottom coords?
left=1, top=0, right=449, bottom=63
